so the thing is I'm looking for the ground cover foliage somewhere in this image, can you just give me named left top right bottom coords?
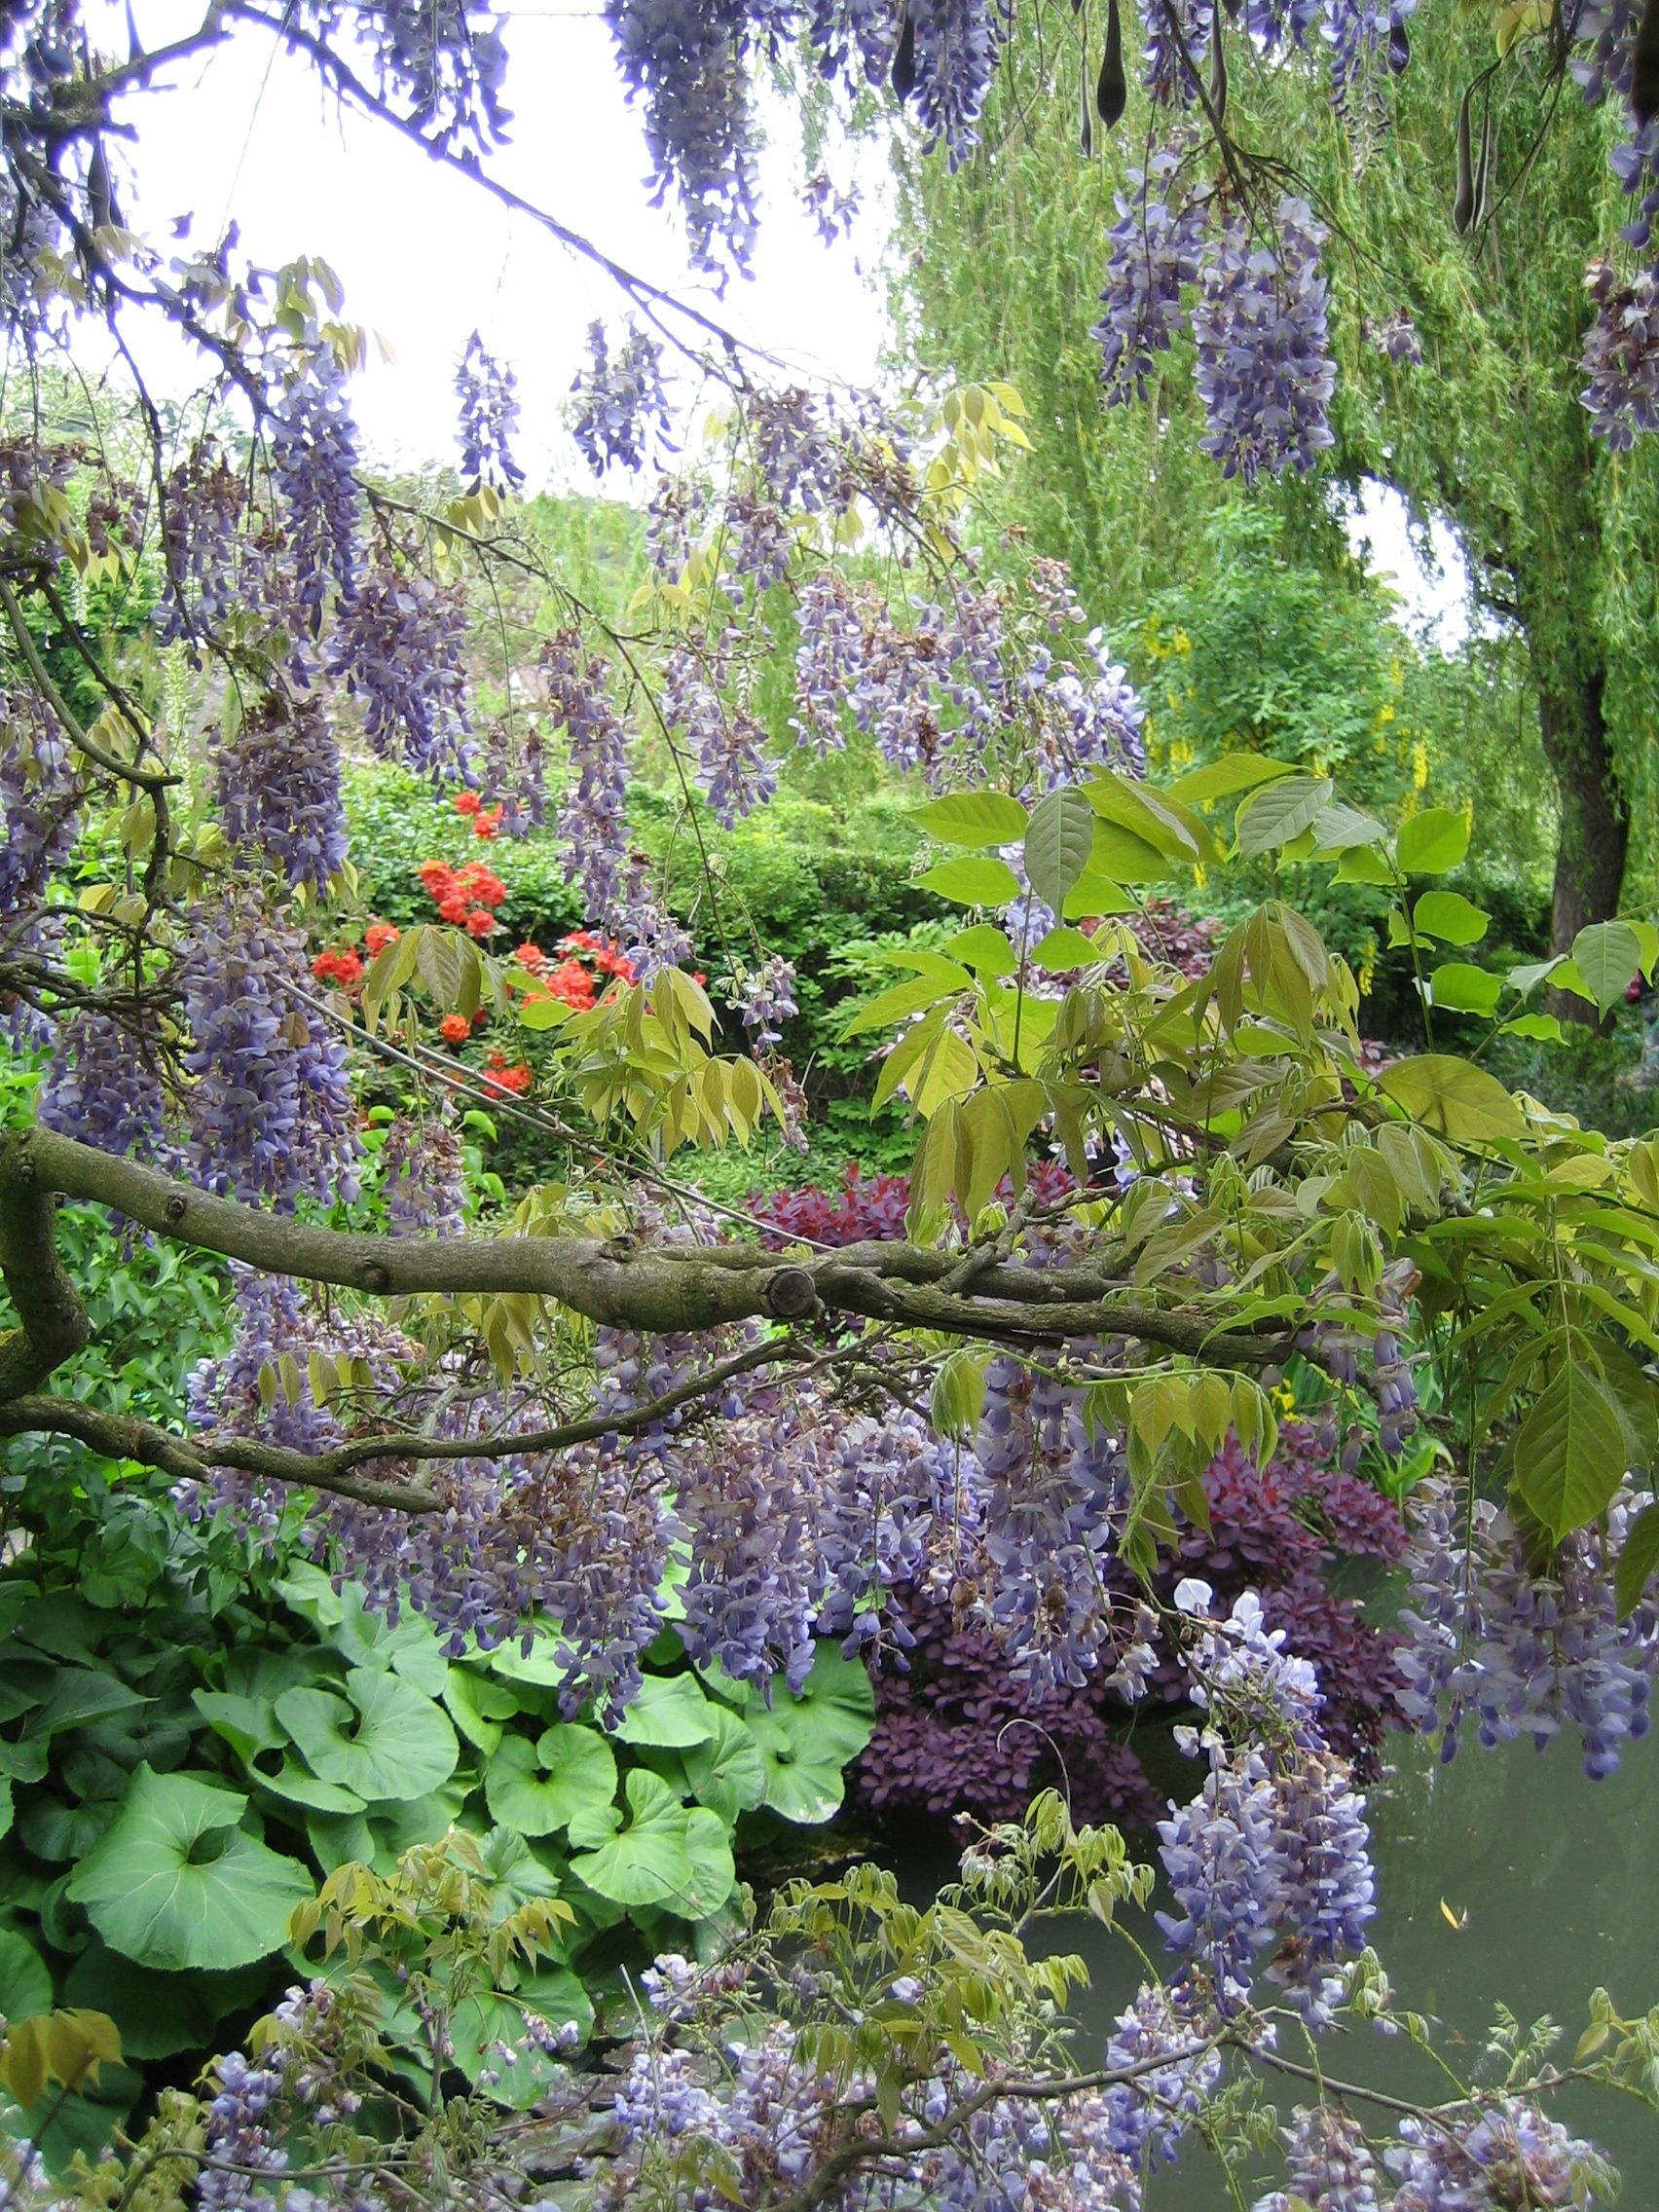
left=7, top=0, right=1659, bottom=2206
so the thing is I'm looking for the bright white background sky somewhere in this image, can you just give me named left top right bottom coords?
left=97, top=1, right=890, bottom=481
left=92, top=1, right=1467, bottom=635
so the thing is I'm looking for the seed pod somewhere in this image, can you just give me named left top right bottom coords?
left=1635, top=0, right=1659, bottom=123
left=1387, top=15, right=1410, bottom=72
left=1097, top=0, right=1127, bottom=126
left=1475, top=105, right=1497, bottom=228
left=1452, top=83, right=1475, bottom=236
left=1080, top=47, right=1095, bottom=155
left=87, top=140, right=115, bottom=233
left=1207, top=15, right=1227, bottom=124
left=892, top=6, right=917, bottom=101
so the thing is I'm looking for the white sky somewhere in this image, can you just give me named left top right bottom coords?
left=97, top=1, right=892, bottom=482
left=90, top=3, right=1466, bottom=632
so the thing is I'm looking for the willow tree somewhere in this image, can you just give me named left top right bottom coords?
left=891, top=5, right=1659, bottom=977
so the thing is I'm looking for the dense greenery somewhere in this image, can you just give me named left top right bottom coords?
left=887, top=2, right=1659, bottom=974
left=10, top=0, right=1659, bottom=2205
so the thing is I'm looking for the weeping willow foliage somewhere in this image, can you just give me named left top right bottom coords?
left=885, top=1, right=1659, bottom=939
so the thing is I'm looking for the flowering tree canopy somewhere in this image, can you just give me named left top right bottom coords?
left=5, top=0, right=1659, bottom=2205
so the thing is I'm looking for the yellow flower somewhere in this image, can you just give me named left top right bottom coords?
left=1172, top=627, right=1193, bottom=655
left=1412, top=740, right=1429, bottom=792
left=1356, top=957, right=1376, bottom=996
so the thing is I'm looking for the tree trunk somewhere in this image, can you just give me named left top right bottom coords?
left=1535, top=664, right=1629, bottom=1024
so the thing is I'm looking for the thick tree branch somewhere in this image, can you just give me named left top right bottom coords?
left=0, top=1395, right=439, bottom=1513
left=7, top=1128, right=1289, bottom=1365
left=0, top=1153, right=90, bottom=1396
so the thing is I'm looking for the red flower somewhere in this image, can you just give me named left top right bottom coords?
left=471, top=1007, right=489, bottom=1030
left=364, top=921, right=400, bottom=956
left=463, top=907, right=498, bottom=939
left=484, top=1061, right=532, bottom=1094
left=474, top=805, right=503, bottom=839
left=311, top=948, right=364, bottom=989
left=513, top=941, right=546, bottom=973
left=439, top=1013, right=471, bottom=1045
left=454, top=791, right=482, bottom=817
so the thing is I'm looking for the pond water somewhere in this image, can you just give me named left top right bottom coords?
left=901, top=1724, right=1659, bottom=2198
left=1058, top=1728, right=1659, bottom=2199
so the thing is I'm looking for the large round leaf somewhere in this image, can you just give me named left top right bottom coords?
left=741, top=1645, right=875, bottom=1826
left=484, top=1728, right=615, bottom=1838
left=62, top=1945, right=269, bottom=2061
left=608, top=1674, right=718, bottom=1750
left=679, top=1707, right=766, bottom=1822
left=275, top=1670, right=458, bottom=1802
left=678, top=1806, right=737, bottom=1918
left=19, top=1794, right=120, bottom=1862
left=367, top=1781, right=471, bottom=1864
left=568, top=1769, right=692, bottom=1907
left=0, top=1927, right=52, bottom=2021
left=66, top=1765, right=312, bottom=1972
left=450, top=1970, right=595, bottom=2109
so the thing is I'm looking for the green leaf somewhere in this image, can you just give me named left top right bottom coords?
left=736, top=1645, right=875, bottom=1826
left=443, top=1666, right=521, bottom=1755
left=1501, top=1014, right=1564, bottom=1043
left=1427, top=963, right=1503, bottom=1016
left=1396, top=807, right=1470, bottom=874
left=1086, top=818, right=1168, bottom=883
left=193, top=1689, right=286, bottom=1766
left=1414, top=891, right=1490, bottom=946
left=484, top=1727, right=616, bottom=1838
left=940, top=925, right=1017, bottom=977
left=60, top=1947, right=268, bottom=2061
left=678, top=1708, right=766, bottom=1823
left=275, top=1671, right=458, bottom=1803
left=568, top=1769, right=692, bottom=1907
left=20, top=1795, right=120, bottom=1862
left=450, top=1972, right=594, bottom=2108
left=1309, top=802, right=1387, bottom=852
left=0, top=1929, right=52, bottom=2023
left=609, top=1673, right=719, bottom=1749
left=66, top=1766, right=311, bottom=1972
left=1060, top=870, right=1136, bottom=920
left=1569, top=921, right=1643, bottom=1016
left=678, top=1806, right=737, bottom=1917
left=1615, top=1502, right=1659, bottom=1619
left=1235, top=775, right=1333, bottom=857
left=1023, top=789, right=1095, bottom=910
left=250, top=1762, right=367, bottom=1816
left=911, top=792, right=1028, bottom=846
left=1166, top=755, right=1296, bottom=805
left=1334, top=843, right=1393, bottom=887
left=1379, top=1055, right=1525, bottom=1143
left=1030, top=926, right=1099, bottom=972
left=1506, top=956, right=1566, bottom=996
left=917, top=856, right=1023, bottom=907
left=21, top=1668, right=149, bottom=1741
left=1515, top=1363, right=1630, bottom=1542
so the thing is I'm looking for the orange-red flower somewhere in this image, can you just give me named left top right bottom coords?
left=311, top=947, right=364, bottom=989
left=463, top=907, right=498, bottom=939
left=364, top=921, right=400, bottom=956
left=439, top=1013, right=471, bottom=1045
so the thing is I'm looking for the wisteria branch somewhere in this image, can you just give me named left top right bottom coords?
left=7, top=1128, right=1293, bottom=1364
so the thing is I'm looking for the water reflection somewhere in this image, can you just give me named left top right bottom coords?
left=1050, top=1731, right=1659, bottom=2199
